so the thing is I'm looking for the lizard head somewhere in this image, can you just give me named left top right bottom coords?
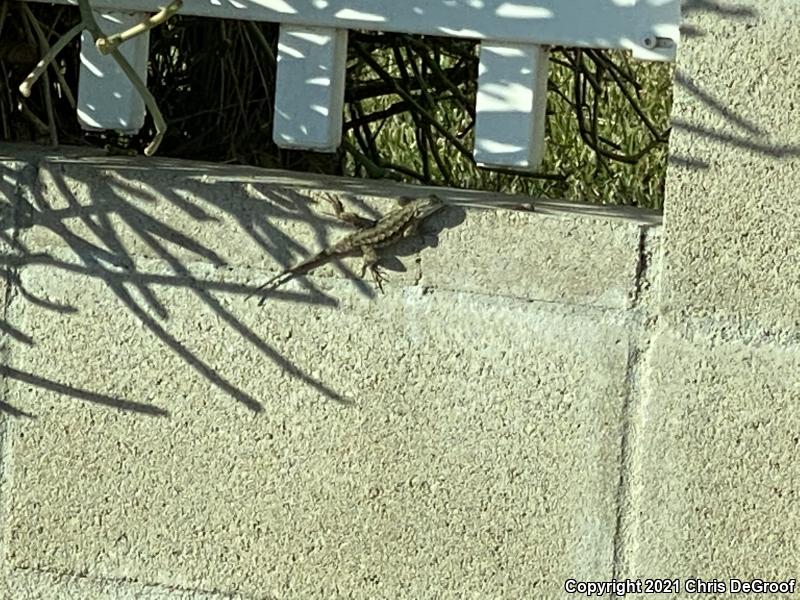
left=412, top=194, right=445, bottom=219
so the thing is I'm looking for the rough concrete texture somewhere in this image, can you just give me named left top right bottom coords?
left=612, top=0, right=800, bottom=591
left=0, top=158, right=36, bottom=257
left=0, top=568, right=246, bottom=600
left=2, top=2, right=799, bottom=595
left=662, top=0, right=800, bottom=333
left=15, top=154, right=652, bottom=310
left=625, top=327, right=800, bottom=583
left=0, top=150, right=647, bottom=597
left=4, top=259, right=628, bottom=597
left=428, top=208, right=646, bottom=308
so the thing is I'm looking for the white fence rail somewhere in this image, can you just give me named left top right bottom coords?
left=25, top=0, right=680, bottom=170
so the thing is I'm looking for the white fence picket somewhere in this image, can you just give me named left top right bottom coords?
left=274, top=26, right=348, bottom=151
left=474, top=43, right=550, bottom=171
left=24, top=0, right=680, bottom=170
left=77, top=11, right=149, bottom=132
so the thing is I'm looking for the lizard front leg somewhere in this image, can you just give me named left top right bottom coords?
left=320, top=193, right=377, bottom=229
left=359, top=245, right=387, bottom=292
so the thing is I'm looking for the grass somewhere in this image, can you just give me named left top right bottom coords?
left=0, top=6, right=674, bottom=209
left=344, top=40, right=673, bottom=208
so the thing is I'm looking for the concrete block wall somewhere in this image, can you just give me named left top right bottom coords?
left=0, top=2, right=798, bottom=597
left=0, top=149, right=655, bottom=598
left=620, top=0, right=800, bottom=592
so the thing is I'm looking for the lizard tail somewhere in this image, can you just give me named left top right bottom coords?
left=246, top=273, right=283, bottom=303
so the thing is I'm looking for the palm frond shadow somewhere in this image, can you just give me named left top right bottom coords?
left=0, top=158, right=365, bottom=418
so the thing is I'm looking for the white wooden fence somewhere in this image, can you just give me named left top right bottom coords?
left=25, top=0, right=680, bottom=170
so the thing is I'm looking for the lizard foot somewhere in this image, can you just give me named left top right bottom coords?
left=369, top=264, right=388, bottom=293
left=359, top=261, right=387, bottom=293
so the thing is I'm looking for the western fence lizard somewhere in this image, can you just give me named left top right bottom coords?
left=251, top=194, right=444, bottom=304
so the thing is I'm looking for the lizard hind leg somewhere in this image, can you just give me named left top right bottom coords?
left=359, top=245, right=387, bottom=292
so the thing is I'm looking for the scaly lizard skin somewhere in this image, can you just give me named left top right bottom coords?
left=251, top=194, right=444, bottom=304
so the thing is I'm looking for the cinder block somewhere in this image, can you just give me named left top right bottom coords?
left=0, top=159, right=37, bottom=253
left=3, top=258, right=631, bottom=597
left=626, top=328, right=800, bottom=584
left=662, top=1, right=800, bottom=331
left=0, top=567, right=245, bottom=600
left=19, top=155, right=653, bottom=310
left=426, top=207, right=650, bottom=309
left=0, top=160, right=38, bottom=416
